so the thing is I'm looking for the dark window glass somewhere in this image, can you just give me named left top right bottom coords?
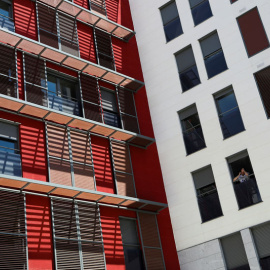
left=47, top=74, right=82, bottom=116
left=254, top=66, right=270, bottom=118
left=176, top=46, right=201, bottom=92
left=231, top=0, right=238, bottom=3
left=200, top=32, right=228, bottom=78
left=119, top=218, right=145, bottom=270
left=252, top=223, right=270, bottom=270
left=190, top=0, right=213, bottom=26
left=228, top=151, right=262, bottom=209
left=160, top=1, right=183, bottom=42
left=221, top=233, right=250, bottom=270
left=237, top=8, right=269, bottom=57
left=0, top=0, right=14, bottom=32
left=0, top=122, right=21, bottom=177
left=179, top=106, right=206, bottom=155
left=215, top=89, right=245, bottom=138
left=101, top=88, right=121, bottom=128
left=192, top=166, right=223, bottom=222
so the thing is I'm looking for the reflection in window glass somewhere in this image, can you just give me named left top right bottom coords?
left=190, top=0, right=213, bottom=26
left=0, top=0, right=14, bottom=32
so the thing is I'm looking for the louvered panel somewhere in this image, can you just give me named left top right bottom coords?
left=111, top=141, right=132, bottom=173
left=49, top=158, right=72, bottom=186
left=95, top=29, right=113, bottom=56
left=77, top=203, right=102, bottom=242
left=138, top=213, right=160, bottom=248
left=91, top=0, right=106, bottom=16
left=73, top=163, right=95, bottom=190
left=70, top=131, right=92, bottom=164
left=81, top=242, right=106, bottom=270
left=55, top=239, right=81, bottom=270
left=47, top=125, right=70, bottom=160
left=0, top=191, right=25, bottom=235
left=84, top=102, right=103, bottom=122
left=144, top=248, right=165, bottom=270
left=0, top=234, right=27, bottom=270
left=0, top=44, right=16, bottom=78
left=26, top=85, right=47, bottom=106
left=116, top=172, right=135, bottom=197
left=52, top=199, right=78, bottom=240
left=37, top=3, right=57, bottom=34
left=118, top=88, right=136, bottom=116
left=80, top=75, right=100, bottom=105
left=0, top=77, right=17, bottom=98
left=24, top=54, right=46, bottom=86
left=121, top=114, right=139, bottom=133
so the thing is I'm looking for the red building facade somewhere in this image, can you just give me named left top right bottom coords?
left=0, top=0, right=179, bottom=269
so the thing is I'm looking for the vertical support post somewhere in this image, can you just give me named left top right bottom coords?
left=109, top=138, right=118, bottom=195
left=78, top=73, right=85, bottom=118
left=45, top=122, right=51, bottom=183
left=136, top=212, right=148, bottom=270
left=88, top=133, right=97, bottom=191
left=93, top=29, right=100, bottom=65
left=127, top=143, right=137, bottom=198
left=67, top=128, right=75, bottom=187
left=50, top=199, right=58, bottom=270
left=44, top=60, right=49, bottom=108
left=109, top=32, right=116, bottom=71
left=97, top=79, right=105, bottom=124
left=56, top=11, right=61, bottom=51
left=74, top=18, right=80, bottom=58
left=115, top=86, right=124, bottom=130
left=23, top=194, right=29, bottom=270
left=22, top=52, right=27, bottom=102
left=15, top=49, right=19, bottom=99
left=35, top=1, right=41, bottom=43
left=131, top=90, right=141, bottom=134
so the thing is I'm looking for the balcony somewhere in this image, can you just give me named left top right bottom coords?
left=234, top=177, right=262, bottom=209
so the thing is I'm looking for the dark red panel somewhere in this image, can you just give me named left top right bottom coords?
left=17, top=51, right=24, bottom=100
left=77, top=22, right=97, bottom=63
left=237, top=8, right=269, bottom=57
left=46, top=62, right=78, bottom=77
left=91, top=135, right=115, bottom=193
left=231, top=0, right=238, bottom=3
left=26, top=194, right=54, bottom=270
left=74, top=0, right=89, bottom=9
left=13, top=0, right=38, bottom=40
left=100, top=206, right=136, bottom=270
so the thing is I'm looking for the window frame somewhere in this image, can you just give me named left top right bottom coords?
left=189, top=0, right=213, bottom=26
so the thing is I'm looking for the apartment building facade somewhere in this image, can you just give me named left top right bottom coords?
left=0, top=0, right=180, bottom=269
left=129, top=0, right=270, bottom=269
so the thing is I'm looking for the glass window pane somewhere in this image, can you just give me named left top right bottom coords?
left=192, top=1, right=213, bottom=26
left=0, top=139, right=17, bottom=153
left=180, top=65, right=201, bottom=91
left=205, top=50, right=228, bottom=78
left=0, top=2, right=11, bottom=18
left=217, top=92, right=238, bottom=113
left=103, top=111, right=121, bottom=128
left=164, top=17, right=183, bottom=42
left=200, top=32, right=221, bottom=57
left=160, top=1, right=179, bottom=25
left=101, top=90, right=118, bottom=112
left=123, top=246, right=144, bottom=270
left=120, top=219, right=140, bottom=246
left=183, top=125, right=206, bottom=154
left=182, top=114, right=200, bottom=130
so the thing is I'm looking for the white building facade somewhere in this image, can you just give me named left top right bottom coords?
left=129, top=0, right=270, bottom=269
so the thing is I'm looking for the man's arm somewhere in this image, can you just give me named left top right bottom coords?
left=233, top=173, right=240, bottom=182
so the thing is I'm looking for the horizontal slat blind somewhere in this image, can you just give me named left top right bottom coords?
left=200, top=32, right=221, bottom=57
left=138, top=213, right=165, bottom=270
left=176, top=46, right=196, bottom=73
left=0, top=190, right=27, bottom=270
left=91, top=0, right=106, bottom=16
left=252, top=223, right=270, bottom=258
left=192, top=166, right=215, bottom=189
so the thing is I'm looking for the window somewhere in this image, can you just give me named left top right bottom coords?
left=227, top=150, right=262, bottom=209
left=175, top=46, right=201, bottom=92
left=237, top=8, right=269, bottom=57
left=254, top=66, right=270, bottom=118
left=100, top=88, right=121, bottom=128
left=0, top=121, right=21, bottom=177
left=200, top=31, right=228, bottom=78
left=220, top=233, right=250, bottom=270
left=160, top=1, right=183, bottom=42
left=252, top=222, right=270, bottom=270
left=189, top=0, right=213, bottom=26
left=179, top=105, right=206, bottom=155
left=192, top=165, right=223, bottom=222
left=94, top=29, right=115, bottom=70
left=37, top=2, right=79, bottom=56
left=119, top=218, right=144, bottom=270
left=231, top=0, right=238, bottom=3
left=214, top=87, right=245, bottom=139
left=0, top=0, right=14, bottom=32
left=47, top=73, right=82, bottom=116
left=90, top=0, right=106, bottom=16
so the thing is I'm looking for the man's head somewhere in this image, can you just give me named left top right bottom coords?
left=240, top=168, right=245, bottom=175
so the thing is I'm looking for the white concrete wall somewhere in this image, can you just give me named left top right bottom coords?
left=129, top=0, right=270, bottom=252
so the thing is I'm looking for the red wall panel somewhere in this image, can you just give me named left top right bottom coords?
left=77, top=22, right=97, bottom=63
left=13, top=0, right=38, bottom=40
left=26, top=194, right=54, bottom=270
left=74, top=0, right=89, bottom=9
left=237, top=8, right=269, bottom=57
left=100, top=206, right=136, bottom=270
left=17, top=51, right=24, bottom=100
left=1, top=111, right=48, bottom=182
left=46, top=62, right=78, bottom=77
left=91, top=135, right=115, bottom=193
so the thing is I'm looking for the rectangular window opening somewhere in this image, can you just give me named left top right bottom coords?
left=189, top=0, right=213, bottom=26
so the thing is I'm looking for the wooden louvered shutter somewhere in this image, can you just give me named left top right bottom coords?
left=0, top=44, right=17, bottom=98
left=138, top=213, right=165, bottom=270
left=117, top=88, right=139, bottom=133
left=255, top=66, right=270, bottom=118
left=111, top=141, right=136, bottom=197
left=80, top=74, right=102, bottom=122
left=77, top=202, right=106, bottom=270
left=91, top=0, right=106, bottom=16
left=0, top=191, right=27, bottom=270
left=221, top=233, right=249, bottom=270
left=24, top=54, right=47, bottom=107
left=70, top=131, right=95, bottom=190
left=47, top=124, right=72, bottom=186
left=252, top=223, right=270, bottom=259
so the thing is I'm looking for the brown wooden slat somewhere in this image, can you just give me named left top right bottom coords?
left=49, top=157, right=72, bottom=186
left=115, top=172, right=135, bottom=197
left=144, top=248, right=165, bottom=270
left=73, top=163, right=95, bottom=190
